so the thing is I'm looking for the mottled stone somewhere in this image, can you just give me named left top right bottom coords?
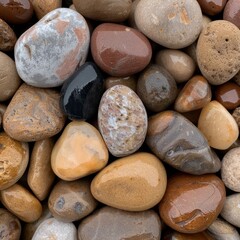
left=135, top=0, right=202, bottom=49
left=15, top=8, right=90, bottom=88
left=137, top=64, right=178, bottom=112
left=147, top=111, right=221, bottom=175
left=197, top=20, right=240, bottom=85
left=27, top=138, right=55, bottom=200
left=91, top=23, right=152, bottom=77
left=51, top=121, right=108, bottom=181
left=3, top=84, right=65, bottom=142
left=98, top=85, right=147, bottom=157
left=159, top=174, right=226, bottom=233
left=224, top=0, right=240, bottom=28
left=91, top=152, right=167, bottom=211
left=198, top=101, right=239, bottom=150
left=174, top=75, right=212, bottom=112
left=163, top=231, right=214, bottom=240
left=105, top=76, right=137, bottom=92
left=156, top=49, right=196, bottom=83
left=48, top=179, right=97, bottom=222
left=197, top=0, right=227, bottom=15
left=0, top=184, right=42, bottom=222
left=78, top=206, right=161, bottom=240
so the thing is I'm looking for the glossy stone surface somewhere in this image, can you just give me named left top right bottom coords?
left=135, top=0, right=202, bottom=49
left=197, top=0, right=227, bottom=15
left=215, top=82, right=240, bottom=110
left=0, top=0, right=33, bottom=24
left=60, top=62, right=104, bottom=120
left=137, top=64, right=178, bottom=112
left=3, top=84, right=65, bottom=142
left=163, top=231, right=214, bottom=240
left=91, top=152, right=167, bottom=211
left=0, top=132, right=29, bottom=190
left=105, top=76, right=137, bottom=92
left=155, top=49, right=196, bottom=83
left=0, top=208, right=21, bottom=240
left=146, top=111, right=221, bottom=175
left=15, top=8, right=90, bottom=88
left=159, top=174, right=226, bottom=233
left=174, top=75, right=212, bottom=112
left=197, top=20, right=240, bottom=85
left=91, top=23, right=152, bottom=77
left=0, top=184, right=42, bottom=222
left=224, top=0, right=240, bottom=28
left=51, top=121, right=108, bottom=181
left=27, top=138, right=55, bottom=200
left=198, top=101, right=239, bottom=150
left=78, top=206, right=161, bottom=240
left=48, top=179, right=97, bottom=222
left=98, top=85, right=148, bottom=157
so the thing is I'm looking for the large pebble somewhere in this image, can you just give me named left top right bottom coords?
left=146, top=111, right=221, bottom=175
left=197, top=20, right=240, bottom=85
left=135, top=0, right=202, bottom=49
left=98, top=85, right=147, bottom=157
left=15, top=8, right=90, bottom=88
left=159, top=174, right=226, bottom=233
left=51, top=121, right=108, bottom=181
left=198, top=101, right=239, bottom=150
left=91, top=152, right=167, bottom=211
left=78, top=206, right=161, bottom=240
left=3, top=83, right=65, bottom=142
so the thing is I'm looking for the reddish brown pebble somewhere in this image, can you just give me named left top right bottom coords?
left=159, top=174, right=226, bottom=233
left=197, top=0, right=227, bottom=15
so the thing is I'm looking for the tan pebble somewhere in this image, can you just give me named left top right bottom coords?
left=51, top=121, right=108, bottom=181
left=104, top=76, right=137, bottom=92
left=91, top=152, right=167, bottom=211
left=27, top=138, right=55, bottom=200
left=0, top=184, right=42, bottom=222
left=198, top=101, right=239, bottom=149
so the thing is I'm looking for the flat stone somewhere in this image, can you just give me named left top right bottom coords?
left=3, top=83, right=66, bottom=142
left=224, top=0, right=240, bottom=28
left=48, top=179, right=97, bottom=222
left=197, top=0, right=227, bottom=15
left=91, top=152, right=167, bottom=211
left=198, top=101, right=239, bottom=150
left=15, top=8, right=90, bottom=88
left=78, top=206, right=161, bottom=240
left=98, top=85, right=147, bottom=157
left=146, top=111, right=221, bottom=175
left=159, top=174, right=226, bottom=233
left=51, top=121, right=108, bottom=181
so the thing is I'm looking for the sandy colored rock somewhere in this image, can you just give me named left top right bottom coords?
left=27, top=138, right=55, bottom=200
left=3, top=83, right=65, bottom=142
left=198, top=101, right=239, bottom=150
left=0, top=184, right=42, bottom=222
left=91, top=152, right=167, bottom=211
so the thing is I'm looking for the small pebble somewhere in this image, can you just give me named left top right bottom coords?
left=197, top=0, right=227, bottom=15
left=105, top=76, right=137, bottom=92
left=223, top=0, right=240, bottom=28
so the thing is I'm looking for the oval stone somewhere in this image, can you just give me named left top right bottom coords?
left=78, top=206, right=161, bottom=240
left=146, top=111, right=221, bottom=175
left=15, top=8, right=90, bottom=88
left=98, top=85, right=148, bottom=157
left=197, top=20, right=240, bottom=85
left=224, top=0, right=240, bottom=28
left=3, top=84, right=66, bottom=142
left=198, top=101, right=239, bottom=150
left=197, top=0, right=227, bottom=15
left=159, top=174, right=226, bottom=233
left=91, top=152, right=167, bottom=211
left=51, top=121, right=108, bottom=181
left=135, top=0, right=202, bottom=49
left=91, top=23, right=152, bottom=77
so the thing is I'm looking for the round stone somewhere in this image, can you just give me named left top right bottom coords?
left=134, top=0, right=202, bottom=49
left=78, top=206, right=161, bottom=240
left=224, top=0, right=240, bottom=28
left=91, top=152, right=167, bottom=211
left=51, top=121, right=108, bottom=181
left=197, top=0, right=227, bottom=15
left=15, top=8, right=90, bottom=88
left=98, top=85, right=148, bottom=157
left=163, top=231, right=214, bottom=240
left=48, top=179, right=97, bottom=222
left=91, top=23, right=152, bottom=77
left=197, top=20, right=240, bottom=85
left=32, top=218, right=77, bottom=240
left=137, top=64, right=178, bottom=112
left=159, top=174, right=226, bottom=233
left=105, top=76, right=137, bottom=92
left=198, top=101, right=239, bottom=150
left=155, top=49, right=196, bottom=83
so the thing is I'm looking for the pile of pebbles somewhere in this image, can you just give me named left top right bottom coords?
left=0, top=0, right=240, bottom=239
